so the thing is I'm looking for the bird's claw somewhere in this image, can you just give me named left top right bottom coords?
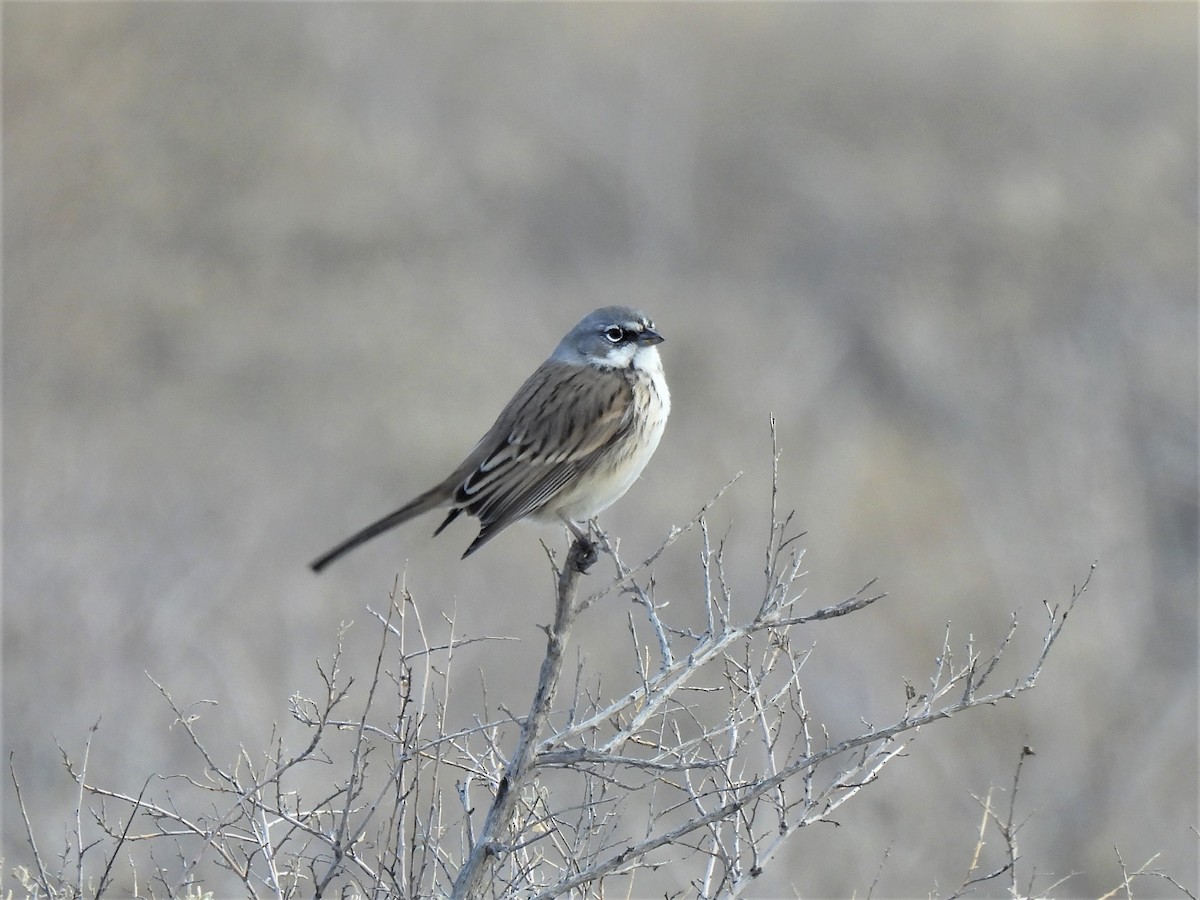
left=568, top=537, right=599, bottom=574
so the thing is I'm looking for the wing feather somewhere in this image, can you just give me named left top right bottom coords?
left=448, top=360, right=635, bottom=544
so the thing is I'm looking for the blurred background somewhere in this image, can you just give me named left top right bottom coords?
left=4, top=4, right=1196, bottom=896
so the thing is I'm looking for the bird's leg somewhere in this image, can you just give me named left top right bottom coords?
left=562, top=518, right=598, bottom=573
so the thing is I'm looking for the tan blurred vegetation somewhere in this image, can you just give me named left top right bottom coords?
left=3, top=3, right=1195, bottom=896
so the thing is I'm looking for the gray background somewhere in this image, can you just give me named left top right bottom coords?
left=4, top=4, right=1196, bottom=896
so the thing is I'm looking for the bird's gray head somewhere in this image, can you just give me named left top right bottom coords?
left=552, top=306, right=664, bottom=370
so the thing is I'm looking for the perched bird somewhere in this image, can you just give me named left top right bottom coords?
left=310, top=306, right=670, bottom=571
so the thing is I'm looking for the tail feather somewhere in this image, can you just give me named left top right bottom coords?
left=310, top=486, right=447, bottom=572
left=460, top=521, right=500, bottom=559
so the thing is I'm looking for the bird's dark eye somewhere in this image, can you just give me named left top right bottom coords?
left=603, top=325, right=625, bottom=344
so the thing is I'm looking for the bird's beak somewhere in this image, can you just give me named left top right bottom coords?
left=639, top=328, right=664, bottom=346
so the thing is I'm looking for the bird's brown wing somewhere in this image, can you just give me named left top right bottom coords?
left=444, top=360, right=636, bottom=554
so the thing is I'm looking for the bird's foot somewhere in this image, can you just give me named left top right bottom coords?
left=568, top=537, right=599, bottom=574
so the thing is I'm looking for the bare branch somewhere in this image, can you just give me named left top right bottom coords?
left=4, top=431, right=1116, bottom=900
left=449, top=538, right=592, bottom=898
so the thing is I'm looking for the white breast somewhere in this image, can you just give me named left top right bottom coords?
left=548, top=346, right=670, bottom=523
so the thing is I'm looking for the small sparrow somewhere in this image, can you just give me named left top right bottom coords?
left=310, top=306, right=670, bottom=571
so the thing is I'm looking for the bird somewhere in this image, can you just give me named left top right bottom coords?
left=310, top=306, right=670, bottom=572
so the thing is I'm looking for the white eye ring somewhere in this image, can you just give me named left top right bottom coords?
left=604, top=326, right=625, bottom=343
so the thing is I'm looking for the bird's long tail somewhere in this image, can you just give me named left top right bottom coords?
left=310, top=487, right=445, bottom=572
